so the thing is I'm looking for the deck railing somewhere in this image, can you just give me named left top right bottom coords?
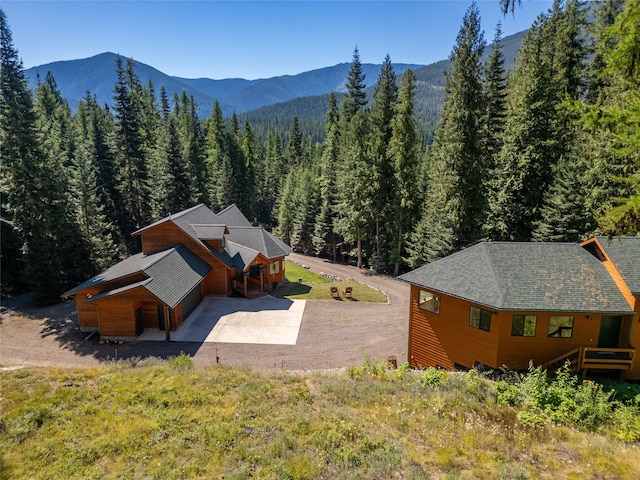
left=544, top=346, right=635, bottom=377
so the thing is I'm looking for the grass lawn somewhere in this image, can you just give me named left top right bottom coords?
left=3, top=361, right=639, bottom=479
left=276, top=261, right=387, bottom=302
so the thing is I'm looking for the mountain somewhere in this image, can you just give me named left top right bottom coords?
left=23, top=28, right=527, bottom=133
left=24, top=53, right=420, bottom=116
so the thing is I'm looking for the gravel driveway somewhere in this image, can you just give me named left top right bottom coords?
left=0, top=253, right=409, bottom=371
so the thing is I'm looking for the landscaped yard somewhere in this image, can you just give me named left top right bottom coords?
left=275, top=261, right=387, bottom=302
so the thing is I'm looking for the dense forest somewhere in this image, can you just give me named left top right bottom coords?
left=1, top=0, right=639, bottom=305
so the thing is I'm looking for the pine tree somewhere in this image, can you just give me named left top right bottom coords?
left=313, top=92, right=342, bottom=260
left=72, top=101, right=120, bottom=274
left=369, top=55, right=398, bottom=272
left=532, top=155, right=592, bottom=242
left=389, top=68, right=419, bottom=276
left=341, top=47, right=368, bottom=122
left=240, top=117, right=259, bottom=220
left=486, top=14, right=557, bottom=241
left=262, top=130, right=286, bottom=226
left=290, top=167, right=318, bottom=254
left=335, top=109, right=374, bottom=268
left=582, top=0, right=640, bottom=234
left=204, top=101, right=229, bottom=210
left=287, top=116, right=305, bottom=167
left=411, top=3, right=486, bottom=262
left=113, top=56, right=151, bottom=249
left=164, top=116, right=196, bottom=213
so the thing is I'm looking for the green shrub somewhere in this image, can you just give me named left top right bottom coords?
left=418, top=367, right=446, bottom=388
left=168, top=352, right=193, bottom=370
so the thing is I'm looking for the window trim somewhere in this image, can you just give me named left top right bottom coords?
left=269, top=261, right=280, bottom=275
left=511, top=314, right=537, bottom=337
left=469, top=306, right=491, bottom=332
left=418, top=290, right=440, bottom=314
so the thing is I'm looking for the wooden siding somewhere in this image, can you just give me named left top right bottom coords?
left=408, top=286, right=499, bottom=370
left=96, top=298, right=137, bottom=337
left=495, top=312, right=612, bottom=371
left=625, top=295, right=640, bottom=380
left=202, top=268, right=228, bottom=296
left=268, top=257, right=286, bottom=287
left=142, top=302, right=160, bottom=329
left=140, top=222, right=204, bottom=256
left=408, top=285, right=639, bottom=376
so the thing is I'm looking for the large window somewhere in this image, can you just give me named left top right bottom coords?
left=419, top=290, right=440, bottom=314
left=512, top=315, right=537, bottom=337
left=470, top=306, right=491, bottom=332
left=548, top=315, right=574, bottom=338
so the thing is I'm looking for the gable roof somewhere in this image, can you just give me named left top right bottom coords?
left=216, top=203, right=253, bottom=227
left=399, top=242, right=634, bottom=314
left=132, top=204, right=289, bottom=266
left=225, top=227, right=291, bottom=260
left=594, top=236, right=640, bottom=295
left=67, top=245, right=211, bottom=308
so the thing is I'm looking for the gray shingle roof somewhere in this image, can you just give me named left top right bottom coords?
left=398, top=242, right=634, bottom=314
left=86, top=245, right=211, bottom=308
left=225, top=227, right=291, bottom=260
left=191, top=224, right=227, bottom=240
left=595, top=236, right=640, bottom=294
left=216, top=203, right=253, bottom=227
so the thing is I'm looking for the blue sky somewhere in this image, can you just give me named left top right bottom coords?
left=2, top=0, right=554, bottom=80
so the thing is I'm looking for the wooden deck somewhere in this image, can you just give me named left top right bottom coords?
left=543, top=347, right=636, bottom=377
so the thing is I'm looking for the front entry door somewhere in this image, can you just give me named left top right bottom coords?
left=598, top=316, right=622, bottom=348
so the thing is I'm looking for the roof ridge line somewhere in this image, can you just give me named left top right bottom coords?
left=482, top=243, right=505, bottom=309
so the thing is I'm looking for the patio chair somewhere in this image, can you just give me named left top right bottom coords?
left=330, top=286, right=340, bottom=299
left=343, top=286, right=353, bottom=299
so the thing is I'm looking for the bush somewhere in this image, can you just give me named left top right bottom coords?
left=168, top=352, right=194, bottom=370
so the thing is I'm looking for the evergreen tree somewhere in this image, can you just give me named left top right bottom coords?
left=164, top=116, right=196, bottom=214
left=582, top=0, right=640, bottom=234
left=341, top=46, right=368, bottom=122
left=289, top=167, right=318, bottom=254
left=81, top=92, right=124, bottom=243
left=486, top=14, right=557, bottom=241
left=335, top=109, right=374, bottom=268
left=72, top=101, right=120, bottom=274
left=313, top=92, right=342, bottom=260
left=482, top=22, right=507, bottom=171
left=532, top=155, right=592, bottom=242
left=369, top=55, right=398, bottom=272
left=389, top=69, right=419, bottom=276
left=412, top=3, right=486, bottom=261
left=262, top=130, right=286, bottom=226
left=287, top=116, right=305, bottom=167
left=175, top=92, right=207, bottom=204
left=204, top=101, right=229, bottom=210
left=113, top=56, right=151, bottom=249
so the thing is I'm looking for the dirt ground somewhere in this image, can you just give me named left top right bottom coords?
left=0, top=252, right=410, bottom=372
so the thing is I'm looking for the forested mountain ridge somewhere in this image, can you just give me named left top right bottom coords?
left=23, top=29, right=528, bottom=120
left=24, top=53, right=420, bottom=116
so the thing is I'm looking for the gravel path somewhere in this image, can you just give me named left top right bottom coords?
left=0, top=253, right=409, bottom=371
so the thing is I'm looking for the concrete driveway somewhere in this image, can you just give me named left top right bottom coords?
left=138, top=296, right=305, bottom=345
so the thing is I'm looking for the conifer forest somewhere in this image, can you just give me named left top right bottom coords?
left=1, top=0, right=639, bottom=305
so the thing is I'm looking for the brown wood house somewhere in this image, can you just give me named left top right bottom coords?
left=399, top=237, right=640, bottom=380
left=64, top=204, right=290, bottom=340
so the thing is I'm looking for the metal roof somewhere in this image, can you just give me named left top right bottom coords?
left=399, top=242, right=634, bottom=314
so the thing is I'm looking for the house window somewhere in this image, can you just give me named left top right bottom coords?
left=270, top=261, right=280, bottom=275
left=418, top=290, right=440, bottom=314
left=470, top=306, right=491, bottom=332
left=548, top=315, right=574, bottom=338
left=512, top=315, right=537, bottom=337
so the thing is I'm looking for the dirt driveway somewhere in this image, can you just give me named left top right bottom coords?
left=0, top=253, right=409, bottom=371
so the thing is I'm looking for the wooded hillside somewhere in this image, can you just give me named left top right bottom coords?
left=1, top=0, right=639, bottom=303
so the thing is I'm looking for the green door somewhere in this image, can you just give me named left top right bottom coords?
left=598, top=316, right=622, bottom=348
